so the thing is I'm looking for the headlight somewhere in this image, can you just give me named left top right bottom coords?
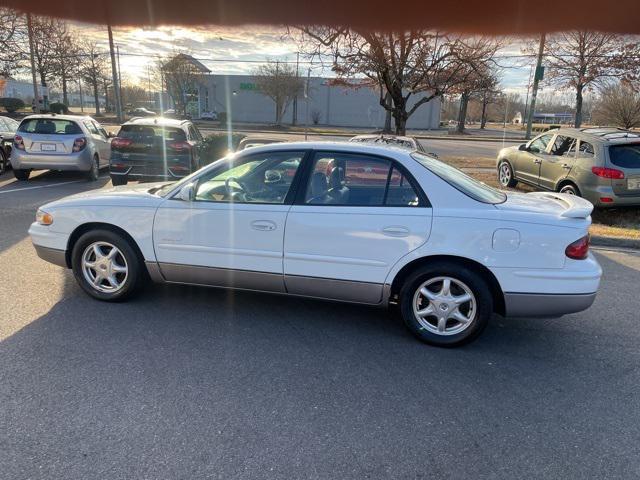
left=36, top=209, right=53, bottom=226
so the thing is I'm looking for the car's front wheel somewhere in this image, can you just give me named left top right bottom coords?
left=498, top=160, right=518, bottom=188
left=399, top=263, right=492, bottom=347
left=71, top=229, right=142, bottom=301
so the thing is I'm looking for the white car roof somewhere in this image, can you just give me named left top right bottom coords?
left=236, top=141, right=415, bottom=158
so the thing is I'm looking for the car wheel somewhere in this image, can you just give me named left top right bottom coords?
left=498, top=160, right=518, bottom=188
left=399, top=262, right=492, bottom=347
left=13, top=168, right=30, bottom=181
left=71, top=229, right=142, bottom=302
left=0, top=148, right=7, bottom=175
left=559, top=183, right=580, bottom=196
left=87, top=155, right=100, bottom=181
left=111, top=175, right=128, bottom=186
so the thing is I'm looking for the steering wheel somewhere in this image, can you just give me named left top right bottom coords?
left=224, top=176, right=250, bottom=201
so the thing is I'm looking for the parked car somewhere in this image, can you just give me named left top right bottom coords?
left=109, top=117, right=204, bottom=186
left=349, top=134, right=438, bottom=157
left=199, top=111, right=218, bottom=121
left=10, top=114, right=112, bottom=181
left=497, top=127, right=640, bottom=207
left=0, top=115, right=19, bottom=174
left=30, top=142, right=601, bottom=347
left=163, top=109, right=176, bottom=116
left=236, top=136, right=284, bottom=151
left=129, top=107, right=156, bottom=117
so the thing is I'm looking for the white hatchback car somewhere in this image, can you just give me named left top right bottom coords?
left=30, top=142, right=602, bottom=346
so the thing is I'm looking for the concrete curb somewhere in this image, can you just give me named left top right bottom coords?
left=590, top=235, right=640, bottom=251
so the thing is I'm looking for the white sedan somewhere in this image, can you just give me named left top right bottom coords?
left=29, top=142, right=602, bottom=346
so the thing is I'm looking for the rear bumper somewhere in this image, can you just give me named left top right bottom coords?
left=581, top=185, right=640, bottom=207
left=33, top=244, right=67, bottom=268
left=504, top=292, right=596, bottom=317
left=10, top=149, right=93, bottom=171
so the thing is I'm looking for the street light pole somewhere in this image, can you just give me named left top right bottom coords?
left=26, top=13, right=39, bottom=114
left=107, top=24, right=123, bottom=123
left=525, top=34, right=546, bottom=140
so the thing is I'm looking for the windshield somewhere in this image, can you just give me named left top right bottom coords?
left=153, top=156, right=231, bottom=197
left=411, top=152, right=506, bottom=204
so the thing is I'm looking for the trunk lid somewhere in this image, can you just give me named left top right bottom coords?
left=496, top=191, right=593, bottom=219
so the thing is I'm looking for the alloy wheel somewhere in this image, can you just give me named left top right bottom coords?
left=499, top=163, right=511, bottom=186
left=81, top=241, right=128, bottom=293
left=412, top=276, right=477, bottom=336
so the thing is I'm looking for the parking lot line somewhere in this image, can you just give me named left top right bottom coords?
left=0, top=179, right=87, bottom=194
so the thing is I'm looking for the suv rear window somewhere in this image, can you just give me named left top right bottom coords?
left=18, top=118, right=82, bottom=135
left=608, top=144, right=640, bottom=169
left=118, top=124, right=186, bottom=142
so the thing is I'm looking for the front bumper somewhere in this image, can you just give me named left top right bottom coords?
left=33, top=244, right=67, bottom=268
left=504, top=292, right=597, bottom=317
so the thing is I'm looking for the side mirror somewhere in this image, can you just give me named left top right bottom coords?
left=518, top=144, right=528, bottom=151
left=177, top=182, right=195, bottom=202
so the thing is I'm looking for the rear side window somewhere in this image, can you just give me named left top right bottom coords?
left=609, top=144, right=640, bottom=169
left=118, top=125, right=186, bottom=142
left=579, top=141, right=594, bottom=156
left=19, top=118, right=82, bottom=135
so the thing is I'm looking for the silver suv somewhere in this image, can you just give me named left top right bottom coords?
left=11, top=114, right=112, bottom=181
left=496, top=127, right=640, bottom=207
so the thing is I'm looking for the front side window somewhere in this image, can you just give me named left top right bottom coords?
left=194, top=151, right=304, bottom=204
left=305, top=152, right=420, bottom=206
left=529, top=133, right=553, bottom=153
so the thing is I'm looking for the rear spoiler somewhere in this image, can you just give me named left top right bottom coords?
left=527, top=192, right=594, bottom=219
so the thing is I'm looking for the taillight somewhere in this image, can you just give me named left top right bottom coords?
left=111, top=137, right=133, bottom=149
left=72, top=137, right=87, bottom=152
left=168, top=141, right=191, bottom=151
left=565, top=235, right=590, bottom=260
left=591, top=166, right=624, bottom=179
left=14, top=135, right=24, bottom=150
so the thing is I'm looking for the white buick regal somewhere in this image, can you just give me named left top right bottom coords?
left=30, top=142, right=602, bottom=346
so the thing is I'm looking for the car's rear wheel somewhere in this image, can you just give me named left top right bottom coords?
left=498, top=160, right=518, bottom=188
left=399, top=263, right=492, bottom=347
left=13, top=168, right=30, bottom=181
left=87, top=155, right=100, bottom=181
left=111, top=175, right=128, bottom=186
left=71, top=229, right=142, bottom=301
left=0, top=148, right=7, bottom=175
left=559, top=183, right=580, bottom=196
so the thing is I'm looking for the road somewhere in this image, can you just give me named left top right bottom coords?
left=1, top=171, right=640, bottom=479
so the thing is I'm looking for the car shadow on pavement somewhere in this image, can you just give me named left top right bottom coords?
left=1, top=250, right=640, bottom=478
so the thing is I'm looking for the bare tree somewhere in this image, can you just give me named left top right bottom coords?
left=543, top=31, right=624, bottom=128
left=0, top=8, right=25, bottom=76
left=453, top=62, right=501, bottom=133
left=52, top=30, right=81, bottom=105
left=592, top=82, right=640, bottom=129
left=79, top=41, right=108, bottom=115
left=253, top=61, right=304, bottom=125
left=294, top=28, right=501, bottom=134
left=158, top=53, right=203, bottom=116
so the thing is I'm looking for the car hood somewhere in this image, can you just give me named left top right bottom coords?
left=42, top=182, right=170, bottom=209
left=496, top=191, right=594, bottom=220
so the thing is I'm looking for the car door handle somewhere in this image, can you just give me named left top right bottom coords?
left=382, top=226, right=410, bottom=237
left=533, top=159, right=542, bottom=164
left=251, top=220, right=277, bottom=231
left=562, top=163, right=571, bottom=169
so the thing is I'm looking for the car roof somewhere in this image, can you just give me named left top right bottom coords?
left=234, top=140, right=415, bottom=158
left=544, top=127, right=640, bottom=144
left=123, top=116, right=189, bottom=127
left=20, top=114, right=96, bottom=122
left=351, top=134, right=415, bottom=141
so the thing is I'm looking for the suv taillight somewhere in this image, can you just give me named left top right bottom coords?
left=111, top=137, right=133, bottom=149
left=591, top=166, right=624, bottom=179
left=168, top=141, right=191, bottom=151
left=72, top=137, right=87, bottom=152
left=565, top=235, right=590, bottom=260
left=14, top=135, right=24, bottom=150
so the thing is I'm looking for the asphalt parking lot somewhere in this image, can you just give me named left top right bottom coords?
left=1, top=169, right=640, bottom=479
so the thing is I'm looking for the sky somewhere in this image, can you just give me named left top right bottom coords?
left=71, top=23, right=541, bottom=96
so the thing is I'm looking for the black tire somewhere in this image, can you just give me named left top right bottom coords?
left=497, top=160, right=518, bottom=188
left=111, top=174, right=128, bottom=186
left=87, top=155, right=100, bottom=181
left=399, top=262, right=493, bottom=347
left=13, top=168, right=30, bottom=181
left=71, top=229, right=143, bottom=302
left=558, top=183, right=580, bottom=196
left=0, top=148, right=7, bottom=175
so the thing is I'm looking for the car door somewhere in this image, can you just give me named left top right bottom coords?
left=84, top=120, right=109, bottom=164
left=187, top=124, right=204, bottom=168
left=152, top=149, right=307, bottom=292
left=538, top=134, right=576, bottom=190
left=283, top=150, right=432, bottom=304
left=514, top=132, right=553, bottom=185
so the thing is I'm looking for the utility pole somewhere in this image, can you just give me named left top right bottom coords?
left=304, top=68, right=311, bottom=140
left=522, top=65, right=533, bottom=125
left=107, top=24, right=123, bottom=123
left=78, top=79, right=84, bottom=113
left=116, top=44, right=123, bottom=109
left=27, top=13, right=39, bottom=114
left=292, top=52, right=299, bottom=125
left=525, top=34, right=545, bottom=140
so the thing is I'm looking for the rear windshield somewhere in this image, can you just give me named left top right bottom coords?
left=351, top=137, right=414, bottom=149
left=118, top=124, right=186, bottom=142
left=18, top=118, right=82, bottom=135
left=608, top=144, right=640, bottom=169
left=411, top=152, right=506, bottom=204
